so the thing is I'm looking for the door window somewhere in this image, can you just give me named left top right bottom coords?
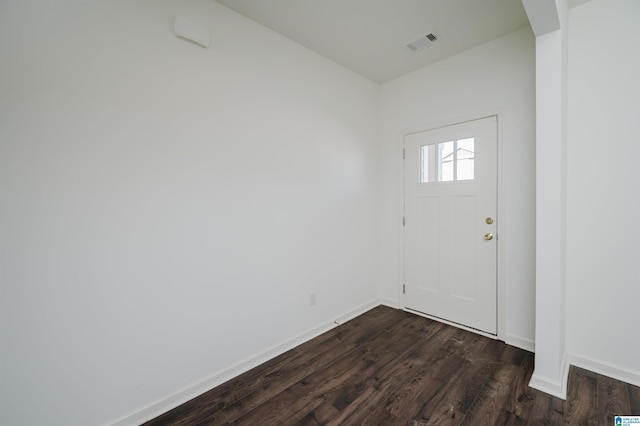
left=420, top=138, right=475, bottom=183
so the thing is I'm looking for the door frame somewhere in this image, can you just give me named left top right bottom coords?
left=398, top=110, right=506, bottom=340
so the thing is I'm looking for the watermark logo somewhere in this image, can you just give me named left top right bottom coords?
left=616, top=416, right=640, bottom=425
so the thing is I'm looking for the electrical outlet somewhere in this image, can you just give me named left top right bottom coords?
left=309, top=292, right=317, bottom=306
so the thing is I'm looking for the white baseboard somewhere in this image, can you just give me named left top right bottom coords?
left=530, top=352, right=640, bottom=400
left=504, top=333, right=535, bottom=353
left=529, top=352, right=569, bottom=399
left=529, top=371, right=567, bottom=399
left=332, top=299, right=381, bottom=326
left=566, top=353, right=640, bottom=389
left=379, top=298, right=400, bottom=309
left=107, top=299, right=381, bottom=426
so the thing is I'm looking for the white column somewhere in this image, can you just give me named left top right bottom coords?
left=521, top=0, right=569, bottom=398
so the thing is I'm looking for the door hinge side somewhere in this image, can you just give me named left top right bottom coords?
left=402, top=148, right=405, bottom=159
left=403, top=216, right=405, bottom=227
left=403, top=284, right=406, bottom=294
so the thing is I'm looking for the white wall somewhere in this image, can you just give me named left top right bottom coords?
left=378, top=27, right=536, bottom=349
left=565, top=0, right=640, bottom=385
left=0, top=1, right=380, bottom=425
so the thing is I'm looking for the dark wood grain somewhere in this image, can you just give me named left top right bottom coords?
left=597, top=374, right=631, bottom=425
left=145, top=306, right=639, bottom=425
left=566, top=367, right=598, bottom=426
left=526, top=389, right=565, bottom=426
left=629, top=382, right=640, bottom=415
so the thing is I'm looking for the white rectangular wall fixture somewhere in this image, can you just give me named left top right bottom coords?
left=174, top=16, right=210, bottom=47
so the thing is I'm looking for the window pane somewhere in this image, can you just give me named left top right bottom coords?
left=438, top=141, right=454, bottom=182
left=419, top=138, right=474, bottom=183
left=456, top=137, right=474, bottom=181
left=420, top=144, right=436, bottom=182
left=420, top=145, right=428, bottom=182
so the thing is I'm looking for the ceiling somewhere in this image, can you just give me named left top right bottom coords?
left=215, top=0, right=533, bottom=83
left=215, top=0, right=591, bottom=83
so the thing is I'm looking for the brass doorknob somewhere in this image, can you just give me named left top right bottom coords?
left=484, top=233, right=494, bottom=241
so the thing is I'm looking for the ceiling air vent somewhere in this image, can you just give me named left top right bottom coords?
left=405, top=33, right=439, bottom=52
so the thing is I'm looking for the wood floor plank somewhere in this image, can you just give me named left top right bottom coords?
left=291, top=400, right=341, bottom=426
left=526, top=390, right=565, bottom=426
left=146, top=306, right=640, bottom=426
left=629, top=383, right=640, bottom=415
left=336, top=325, right=465, bottom=425
left=501, top=346, right=536, bottom=420
left=386, top=335, right=505, bottom=425
left=566, top=366, right=599, bottom=426
left=459, top=363, right=520, bottom=425
left=396, top=331, right=491, bottom=425
left=318, top=321, right=454, bottom=425
left=236, top=331, right=406, bottom=421
left=495, top=408, right=527, bottom=425
left=455, top=339, right=507, bottom=416
left=598, top=374, right=631, bottom=425
left=225, top=313, right=427, bottom=425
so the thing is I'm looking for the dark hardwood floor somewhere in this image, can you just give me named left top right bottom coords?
left=145, top=306, right=639, bottom=425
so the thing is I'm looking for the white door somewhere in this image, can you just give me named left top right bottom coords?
left=404, top=116, right=497, bottom=334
